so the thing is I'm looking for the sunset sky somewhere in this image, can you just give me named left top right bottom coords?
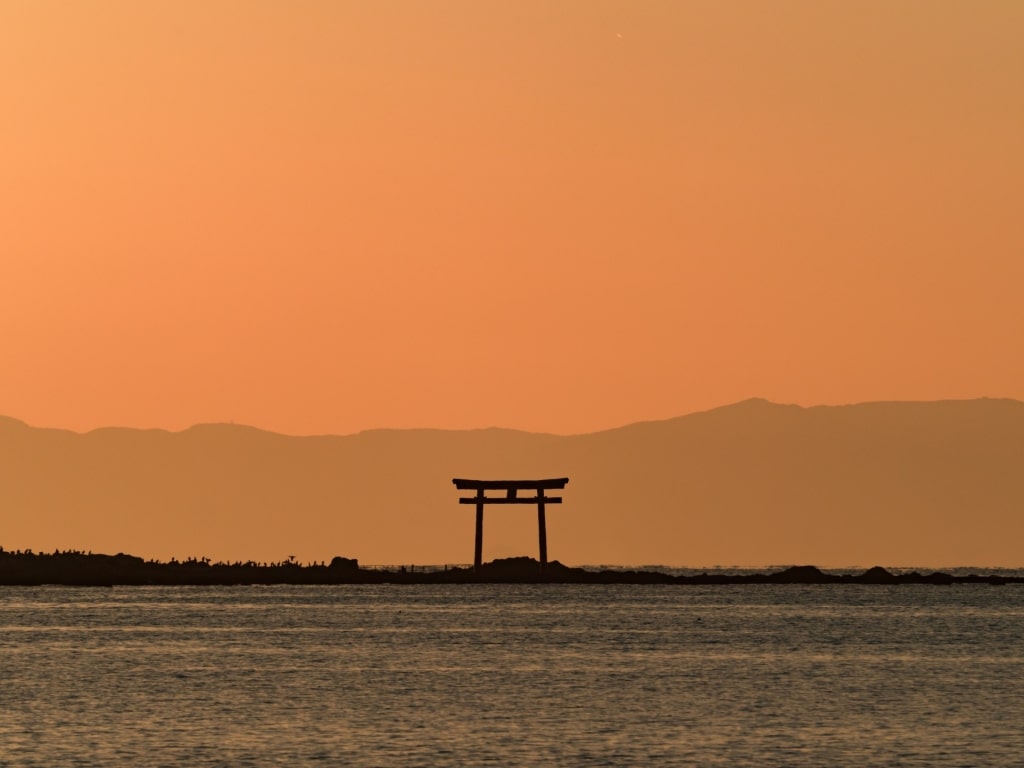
left=3, top=1, right=1022, bottom=437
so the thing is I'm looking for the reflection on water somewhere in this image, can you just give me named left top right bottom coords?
left=1, top=585, right=1022, bottom=766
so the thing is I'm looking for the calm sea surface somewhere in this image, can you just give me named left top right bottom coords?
left=1, top=584, right=1022, bottom=766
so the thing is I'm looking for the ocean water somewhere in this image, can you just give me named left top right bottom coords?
left=1, top=584, right=1022, bottom=766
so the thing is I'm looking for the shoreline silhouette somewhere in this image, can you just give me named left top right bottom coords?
left=0, top=550, right=1018, bottom=587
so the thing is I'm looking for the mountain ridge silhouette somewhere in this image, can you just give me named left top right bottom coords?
left=2, top=398, right=1022, bottom=566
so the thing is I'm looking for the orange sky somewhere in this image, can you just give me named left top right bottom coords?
left=2, top=1, right=1022, bottom=436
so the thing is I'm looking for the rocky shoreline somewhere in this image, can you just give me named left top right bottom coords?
left=0, top=551, right=1019, bottom=586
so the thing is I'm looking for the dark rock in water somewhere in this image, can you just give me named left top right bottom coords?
left=856, top=566, right=897, bottom=584
left=329, top=556, right=359, bottom=571
left=476, top=556, right=579, bottom=580
left=767, top=565, right=833, bottom=583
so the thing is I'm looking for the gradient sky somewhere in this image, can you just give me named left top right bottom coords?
left=3, top=1, right=1022, bottom=436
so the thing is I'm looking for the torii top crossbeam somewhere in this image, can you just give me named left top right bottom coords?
left=452, top=478, right=569, bottom=573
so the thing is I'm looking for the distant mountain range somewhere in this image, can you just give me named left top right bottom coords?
left=2, top=398, right=1022, bottom=567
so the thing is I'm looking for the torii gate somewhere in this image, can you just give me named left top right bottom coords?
left=452, top=477, right=569, bottom=574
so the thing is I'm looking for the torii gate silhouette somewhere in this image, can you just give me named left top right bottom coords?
left=452, top=477, right=569, bottom=574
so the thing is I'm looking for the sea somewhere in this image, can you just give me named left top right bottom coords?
left=2, top=582, right=1023, bottom=766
